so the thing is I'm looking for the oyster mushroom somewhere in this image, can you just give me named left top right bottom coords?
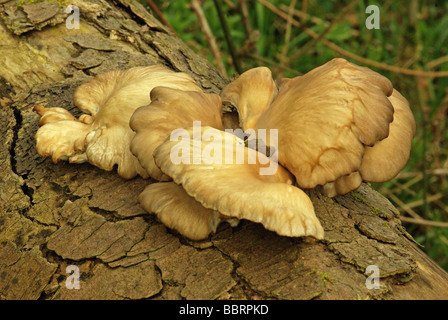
left=129, top=86, right=224, bottom=181
left=130, top=87, right=322, bottom=239
left=148, top=126, right=324, bottom=239
left=220, top=66, right=278, bottom=130
left=359, top=89, right=417, bottom=182
left=221, top=58, right=416, bottom=196
left=138, top=182, right=239, bottom=240
left=34, top=65, right=201, bottom=179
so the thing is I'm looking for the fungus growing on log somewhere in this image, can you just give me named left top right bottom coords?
left=33, top=58, right=415, bottom=241
left=147, top=126, right=324, bottom=239
left=129, top=86, right=224, bottom=181
left=138, top=182, right=239, bottom=241
left=220, top=58, right=416, bottom=196
left=220, top=66, right=278, bottom=131
left=34, top=65, right=201, bottom=179
left=129, top=87, right=323, bottom=239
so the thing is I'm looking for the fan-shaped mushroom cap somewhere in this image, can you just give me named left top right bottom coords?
left=255, top=58, right=395, bottom=189
left=138, top=182, right=238, bottom=240
left=275, top=76, right=298, bottom=91
left=129, top=87, right=224, bottom=181
left=72, top=65, right=199, bottom=116
left=33, top=105, right=77, bottom=125
left=152, top=126, right=324, bottom=239
left=34, top=105, right=90, bottom=163
left=220, top=67, right=278, bottom=130
left=359, top=89, right=417, bottom=182
left=34, top=65, right=201, bottom=179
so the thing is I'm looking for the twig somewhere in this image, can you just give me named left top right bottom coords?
left=190, top=0, right=228, bottom=77
left=237, top=0, right=259, bottom=59
left=213, top=0, right=242, bottom=74
left=238, top=0, right=252, bottom=38
left=256, top=0, right=448, bottom=78
left=246, top=53, right=301, bottom=76
left=405, top=193, right=443, bottom=210
left=396, top=168, right=448, bottom=178
left=427, top=55, right=448, bottom=69
left=375, top=173, right=422, bottom=196
left=417, top=77, right=429, bottom=217
left=388, top=193, right=423, bottom=220
left=282, top=0, right=361, bottom=68
left=222, top=0, right=236, bottom=10
left=300, top=0, right=308, bottom=25
left=145, top=0, right=177, bottom=35
left=279, top=4, right=326, bottom=26
left=435, top=200, right=448, bottom=215
left=385, top=179, right=418, bottom=197
left=400, top=216, right=448, bottom=228
left=279, top=0, right=297, bottom=72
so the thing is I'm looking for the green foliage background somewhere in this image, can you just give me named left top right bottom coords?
left=145, top=0, right=448, bottom=270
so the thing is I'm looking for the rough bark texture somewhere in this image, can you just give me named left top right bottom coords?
left=1, top=0, right=448, bottom=300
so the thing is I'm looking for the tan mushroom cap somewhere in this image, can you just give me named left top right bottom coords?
left=152, top=126, right=324, bottom=239
left=255, top=58, right=396, bottom=189
left=129, top=86, right=224, bottom=181
left=359, top=89, right=417, bottom=182
left=34, top=65, right=200, bottom=179
left=220, top=59, right=415, bottom=195
left=275, top=76, right=298, bottom=91
left=220, top=67, right=278, bottom=130
left=34, top=105, right=90, bottom=163
left=139, top=182, right=238, bottom=240
left=34, top=105, right=77, bottom=125
left=323, top=89, right=416, bottom=196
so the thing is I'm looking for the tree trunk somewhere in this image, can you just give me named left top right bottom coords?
left=0, top=0, right=447, bottom=300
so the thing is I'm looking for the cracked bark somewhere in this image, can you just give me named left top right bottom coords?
left=1, top=0, right=448, bottom=300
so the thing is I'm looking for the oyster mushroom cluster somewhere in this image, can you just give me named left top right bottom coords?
left=33, top=59, right=416, bottom=241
